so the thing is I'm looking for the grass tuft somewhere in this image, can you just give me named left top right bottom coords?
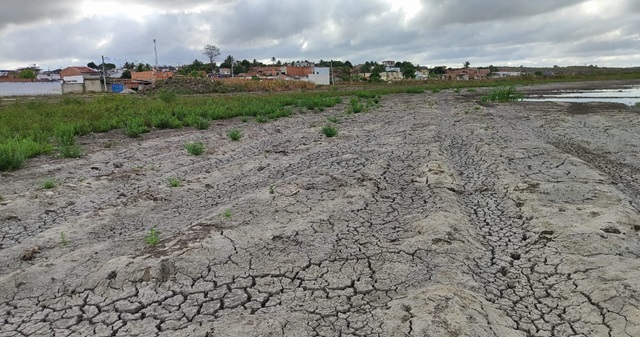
left=185, top=141, right=205, bottom=155
left=223, top=209, right=232, bottom=218
left=168, top=177, right=181, bottom=187
left=144, top=227, right=160, bottom=246
left=59, top=144, right=82, bottom=158
left=42, top=178, right=57, bottom=189
left=60, top=231, right=69, bottom=247
left=227, top=129, right=242, bottom=141
left=321, top=125, right=338, bottom=137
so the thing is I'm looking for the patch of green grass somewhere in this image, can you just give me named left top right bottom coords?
left=223, top=209, right=232, bottom=218
left=453, top=88, right=461, bottom=93
left=255, top=115, right=268, bottom=123
left=168, top=177, right=181, bottom=187
left=54, top=124, right=76, bottom=146
left=227, top=129, right=242, bottom=141
left=185, top=115, right=209, bottom=130
left=350, top=98, right=365, bottom=113
left=123, top=119, right=150, bottom=138
left=60, top=231, right=69, bottom=247
left=480, top=86, right=524, bottom=103
left=42, top=178, right=57, bottom=189
left=241, top=116, right=249, bottom=123
left=405, top=87, right=424, bottom=94
left=158, top=90, right=177, bottom=104
left=59, top=144, right=82, bottom=158
left=327, top=116, right=339, bottom=123
left=185, top=141, right=205, bottom=155
left=467, top=88, right=477, bottom=93
left=321, top=125, right=338, bottom=137
left=0, top=139, right=42, bottom=171
left=144, top=227, right=160, bottom=246
left=152, top=114, right=182, bottom=129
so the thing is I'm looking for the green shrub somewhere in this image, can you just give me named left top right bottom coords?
left=321, top=125, right=338, bottom=137
left=145, top=227, right=160, bottom=246
left=123, top=119, right=150, bottom=138
left=227, top=129, right=242, bottom=141
left=59, top=145, right=82, bottom=158
left=168, top=177, right=181, bottom=187
left=0, top=138, right=45, bottom=171
left=54, top=124, right=76, bottom=146
left=158, top=90, right=177, bottom=104
left=152, top=114, right=182, bottom=129
left=185, top=142, right=205, bottom=155
left=42, top=178, right=57, bottom=189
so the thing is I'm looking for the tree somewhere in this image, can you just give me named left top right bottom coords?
left=18, top=69, right=36, bottom=79
left=398, top=61, right=417, bottom=79
left=463, top=61, right=470, bottom=68
left=87, top=62, right=99, bottom=69
left=121, top=70, right=131, bottom=79
left=136, top=63, right=152, bottom=72
left=271, top=57, right=276, bottom=65
left=202, top=44, right=220, bottom=73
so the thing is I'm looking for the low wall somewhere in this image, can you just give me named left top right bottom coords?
left=0, top=81, right=62, bottom=97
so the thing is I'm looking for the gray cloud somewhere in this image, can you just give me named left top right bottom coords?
left=0, top=0, right=639, bottom=69
left=0, top=0, right=75, bottom=31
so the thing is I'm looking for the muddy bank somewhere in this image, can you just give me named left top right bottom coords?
left=1, top=81, right=639, bottom=336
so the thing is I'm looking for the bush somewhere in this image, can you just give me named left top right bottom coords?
left=321, top=125, right=338, bottom=137
left=227, top=129, right=242, bottom=141
left=185, top=142, right=205, bottom=155
left=0, top=138, right=44, bottom=171
left=54, top=124, right=76, bottom=146
left=59, top=145, right=82, bottom=158
left=158, top=90, right=177, bottom=104
left=123, top=119, right=150, bottom=138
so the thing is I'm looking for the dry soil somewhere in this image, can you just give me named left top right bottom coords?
left=1, top=81, right=640, bottom=336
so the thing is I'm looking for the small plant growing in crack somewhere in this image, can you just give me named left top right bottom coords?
left=184, top=142, right=205, bottom=156
left=227, top=129, right=242, bottom=141
left=145, top=227, right=160, bottom=246
left=321, top=125, right=338, bottom=137
left=223, top=209, right=232, bottom=218
left=60, top=231, right=69, bottom=247
left=42, top=178, right=57, bottom=189
left=269, top=185, right=275, bottom=194
left=168, top=177, right=181, bottom=187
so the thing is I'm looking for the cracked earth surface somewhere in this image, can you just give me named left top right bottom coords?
left=1, top=81, right=639, bottom=336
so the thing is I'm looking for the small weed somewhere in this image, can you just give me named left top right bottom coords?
left=185, top=142, right=205, bottom=155
left=405, top=87, right=424, bottom=94
left=431, top=88, right=441, bottom=93
left=192, top=117, right=209, bottom=130
left=59, top=144, right=82, bottom=158
left=321, top=125, right=338, bottom=137
left=223, top=209, right=232, bottom=218
left=474, top=106, right=481, bottom=110
left=327, top=116, right=339, bottom=123
left=60, top=231, right=69, bottom=247
left=0, top=194, right=3, bottom=201
left=241, top=116, right=249, bottom=123
left=227, top=129, right=242, bottom=141
left=454, top=88, right=461, bottom=93
left=42, top=178, right=57, bottom=189
left=467, top=88, right=477, bottom=93
left=350, top=98, right=364, bottom=113
left=144, top=227, right=160, bottom=246
left=269, top=185, right=275, bottom=194
left=168, top=177, right=181, bottom=187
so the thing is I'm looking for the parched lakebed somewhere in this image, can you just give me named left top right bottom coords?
left=1, top=81, right=640, bottom=336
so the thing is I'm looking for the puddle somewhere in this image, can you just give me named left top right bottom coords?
left=524, top=86, right=640, bottom=106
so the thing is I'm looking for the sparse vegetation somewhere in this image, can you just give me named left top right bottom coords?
left=144, top=227, right=160, bottom=246
left=481, top=86, right=524, bottom=103
left=269, top=185, right=275, bottom=194
left=59, top=144, right=82, bottom=158
left=42, top=178, right=57, bottom=189
left=185, top=142, right=205, bottom=155
left=321, top=125, right=338, bottom=137
left=123, top=119, right=150, bottom=138
left=227, top=129, right=242, bottom=141
left=60, top=232, right=69, bottom=247
left=168, top=177, right=181, bottom=187
left=405, top=87, right=424, bottom=94
left=327, top=116, right=339, bottom=123
left=223, top=209, right=232, bottom=218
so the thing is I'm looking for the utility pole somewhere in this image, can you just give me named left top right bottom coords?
left=153, top=39, right=158, bottom=70
left=330, top=60, right=334, bottom=85
left=101, top=55, right=107, bottom=92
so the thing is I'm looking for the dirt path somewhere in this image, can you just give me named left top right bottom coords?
left=1, top=82, right=639, bottom=336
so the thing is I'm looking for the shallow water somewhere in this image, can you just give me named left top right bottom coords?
left=524, top=86, right=640, bottom=106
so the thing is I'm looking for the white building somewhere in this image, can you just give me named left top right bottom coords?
left=307, top=67, right=330, bottom=85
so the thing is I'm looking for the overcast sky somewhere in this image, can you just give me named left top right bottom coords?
left=1, top=0, right=639, bottom=70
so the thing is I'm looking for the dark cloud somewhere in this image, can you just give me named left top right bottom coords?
left=0, top=0, right=75, bottom=31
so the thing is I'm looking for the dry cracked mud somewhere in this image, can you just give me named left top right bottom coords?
left=1, top=81, right=640, bottom=336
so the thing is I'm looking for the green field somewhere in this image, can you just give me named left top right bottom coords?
left=2, top=71, right=639, bottom=171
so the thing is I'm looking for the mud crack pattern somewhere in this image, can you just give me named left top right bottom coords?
left=1, top=85, right=640, bottom=336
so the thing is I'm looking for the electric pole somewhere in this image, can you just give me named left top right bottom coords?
left=153, top=39, right=158, bottom=70
left=101, top=55, right=107, bottom=92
